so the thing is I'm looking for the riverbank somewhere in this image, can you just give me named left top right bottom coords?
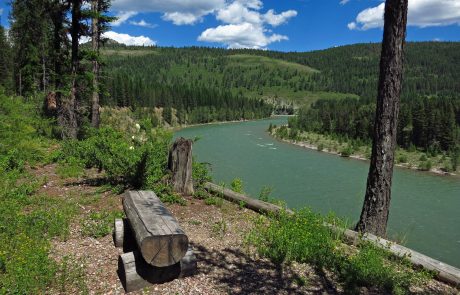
left=270, top=126, right=458, bottom=177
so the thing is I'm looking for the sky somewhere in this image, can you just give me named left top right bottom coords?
left=1, top=0, right=460, bottom=52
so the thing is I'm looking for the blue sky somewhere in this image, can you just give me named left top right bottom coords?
left=1, top=0, right=459, bottom=52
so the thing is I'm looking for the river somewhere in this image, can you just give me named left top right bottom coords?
left=175, top=116, right=460, bottom=268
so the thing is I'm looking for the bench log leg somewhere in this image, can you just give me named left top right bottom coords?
left=113, top=218, right=137, bottom=252
left=118, top=246, right=197, bottom=293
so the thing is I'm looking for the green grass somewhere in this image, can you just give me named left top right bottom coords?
left=246, top=209, right=432, bottom=294
left=81, top=210, right=124, bottom=238
left=0, top=93, right=88, bottom=293
left=227, top=54, right=319, bottom=73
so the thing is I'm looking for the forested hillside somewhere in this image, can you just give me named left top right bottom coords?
left=101, top=43, right=460, bottom=152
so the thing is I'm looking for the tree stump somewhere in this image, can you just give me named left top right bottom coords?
left=168, top=137, right=194, bottom=195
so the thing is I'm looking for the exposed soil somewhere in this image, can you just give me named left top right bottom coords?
left=32, top=164, right=459, bottom=294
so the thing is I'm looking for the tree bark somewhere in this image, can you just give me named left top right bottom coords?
left=355, top=0, right=408, bottom=237
left=168, top=137, right=194, bottom=195
left=63, top=0, right=81, bottom=139
left=91, top=0, right=100, bottom=128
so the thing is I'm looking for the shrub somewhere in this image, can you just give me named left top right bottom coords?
left=258, top=186, right=273, bottom=202
left=192, top=160, right=212, bottom=190
left=340, top=145, right=354, bottom=157
left=230, top=178, right=244, bottom=193
left=317, top=143, right=324, bottom=152
left=418, top=160, right=432, bottom=171
left=58, top=127, right=182, bottom=204
left=397, top=154, right=408, bottom=163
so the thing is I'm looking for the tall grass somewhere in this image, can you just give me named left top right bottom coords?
left=0, top=94, right=80, bottom=293
left=247, top=209, right=431, bottom=294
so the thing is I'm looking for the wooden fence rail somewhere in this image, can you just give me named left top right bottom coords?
left=204, top=182, right=460, bottom=286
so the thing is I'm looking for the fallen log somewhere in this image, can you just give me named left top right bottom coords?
left=204, top=182, right=293, bottom=215
left=123, top=191, right=189, bottom=267
left=118, top=246, right=197, bottom=293
left=205, top=182, right=460, bottom=286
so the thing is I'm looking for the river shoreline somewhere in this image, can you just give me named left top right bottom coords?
left=269, top=131, right=458, bottom=178
left=171, top=116, right=277, bottom=132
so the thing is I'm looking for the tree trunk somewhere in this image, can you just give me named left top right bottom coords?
left=91, top=0, right=100, bottom=128
left=168, top=137, right=194, bottom=195
left=62, top=0, right=81, bottom=139
left=355, top=0, right=408, bottom=237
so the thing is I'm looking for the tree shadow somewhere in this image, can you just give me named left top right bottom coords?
left=190, top=242, right=339, bottom=295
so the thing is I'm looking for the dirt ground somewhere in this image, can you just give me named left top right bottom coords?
left=34, top=164, right=459, bottom=295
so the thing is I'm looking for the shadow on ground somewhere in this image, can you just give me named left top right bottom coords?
left=191, top=243, right=339, bottom=295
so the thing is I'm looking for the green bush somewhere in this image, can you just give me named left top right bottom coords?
left=59, top=127, right=182, bottom=204
left=397, top=154, right=408, bottom=163
left=317, top=143, right=324, bottom=152
left=258, top=185, right=273, bottom=202
left=192, top=160, right=212, bottom=190
left=230, top=178, right=244, bottom=193
left=418, top=160, right=432, bottom=171
left=340, top=145, right=354, bottom=157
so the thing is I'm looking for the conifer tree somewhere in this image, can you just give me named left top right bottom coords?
left=90, top=0, right=114, bottom=128
left=0, top=23, right=12, bottom=91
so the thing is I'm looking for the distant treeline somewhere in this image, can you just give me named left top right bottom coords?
left=289, top=95, right=460, bottom=154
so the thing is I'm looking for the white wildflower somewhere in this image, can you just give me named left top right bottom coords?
left=129, top=146, right=134, bottom=150
left=135, top=123, right=140, bottom=130
left=131, top=135, right=135, bottom=140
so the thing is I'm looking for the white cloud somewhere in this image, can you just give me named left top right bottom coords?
left=263, top=9, right=297, bottom=27
left=112, top=11, right=138, bottom=26
left=347, top=22, right=357, bottom=30
left=103, top=31, right=156, bottom=46
left=129, top=19, right=157, bottom=28
left=199, top=0, right=297, bottom=49
left=112, top=0, right=225, bottom=25
left=349, top=0, right=460, bottom=30
left=340, top=0, right=350, bottom=5
left=198, top=22, right=287, bottom=49
left=162, top=12, right=203, bottom=25
left=216, top=1, right=262, bottom=25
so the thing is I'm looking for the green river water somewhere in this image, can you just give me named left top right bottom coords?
left=175, top=116, right=460, bottom=268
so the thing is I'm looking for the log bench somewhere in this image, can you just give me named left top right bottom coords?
left=114, top=191, right=197, bottom=293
